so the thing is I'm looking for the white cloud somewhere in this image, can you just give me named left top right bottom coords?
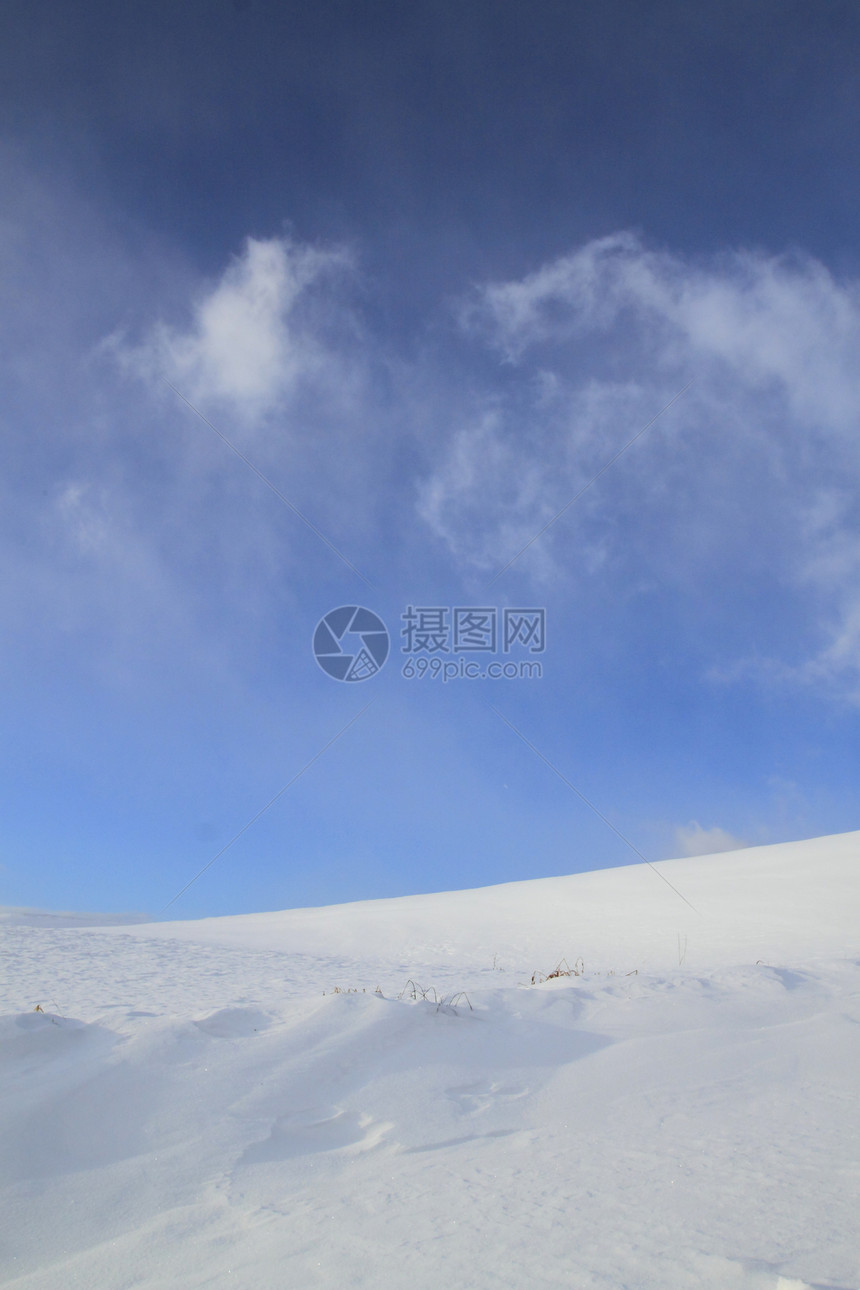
left=420, top=232, right=860, bottom=697
left=56, top=483, right=110, bottom=554
left=416, top=410, right=557, bottom=577
left=794, top=500, right=860, bottom=696
left=416, top=375, right=668, bottom=580
left=674, top=822, right=747, bottom=858
left=467, top=233, right=860, bottom=438
left=710, top=491, right=860, bottom=699
left=88, top=231, right=382, bottom=620
left=115, top=235, right=353, bottom=425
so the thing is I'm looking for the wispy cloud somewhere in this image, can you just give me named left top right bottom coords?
left=673, top=822, right=747, bottom=858
left=8, top=194, right=860, bottom=713
left=419, top=233, right=860, bottom=697
left=416, top=410, right=558, bottom=578
left=1, top=212, right=374, bottom=700
left=465, top=233, right=860, bottom=437
left=114, top=235, right=354, bottom=427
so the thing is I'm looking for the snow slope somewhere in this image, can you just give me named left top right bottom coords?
left=1, top=832, right=858, bottom=1289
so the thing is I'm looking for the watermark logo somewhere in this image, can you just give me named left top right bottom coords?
left=313, top=604, right=546, bottom=683
left=313, top=606, right=390, bottom=682
left=401, top=605, right=545, bottom=681
left=402, top=606, right=545, bottom=656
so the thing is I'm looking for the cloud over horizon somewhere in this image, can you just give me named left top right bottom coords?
left=673, top=821, right=748, bottom=858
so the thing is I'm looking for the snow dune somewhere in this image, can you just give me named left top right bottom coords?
left=1, top=832, right=858, bottom=1289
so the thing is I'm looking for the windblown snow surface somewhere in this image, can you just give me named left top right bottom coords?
left=1, top=832, right=859, bottom=1289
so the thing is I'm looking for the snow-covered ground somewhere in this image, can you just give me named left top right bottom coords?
left=1, top=832, right=858, bottom=1289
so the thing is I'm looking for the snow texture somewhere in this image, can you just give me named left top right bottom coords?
left=1, top=832, right=858, bottom=1288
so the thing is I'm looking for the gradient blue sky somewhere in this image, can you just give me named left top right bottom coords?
left=3, top=1, right=860, bottom=918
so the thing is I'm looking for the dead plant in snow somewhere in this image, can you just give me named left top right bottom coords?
left=398, top=980, right=473, bottom=1014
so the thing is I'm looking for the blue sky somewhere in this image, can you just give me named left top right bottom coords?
left=3, top=1, right=860, bottom=918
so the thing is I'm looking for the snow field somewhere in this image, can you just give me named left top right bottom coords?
left=1, top=832, right=858, bottom=1288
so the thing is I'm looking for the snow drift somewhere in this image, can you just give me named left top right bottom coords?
left=1, top=832, right=858, bottom=1289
